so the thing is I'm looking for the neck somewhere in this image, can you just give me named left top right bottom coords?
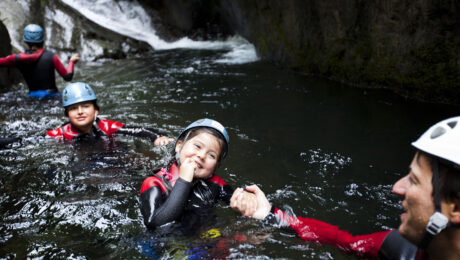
left=73, top=123, right=93, bottom=134
left=426, top=228, right=460, bottom=259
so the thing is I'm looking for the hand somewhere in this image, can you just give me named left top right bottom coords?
left=70, top=54, right=80, bottom=63
left=179, top=158, right=196, bottom=182
left=231, top=185, right=271, bottom=220
left=230, top=188, right=257, bottom=217
left=154, top=136, right=174, bottom=146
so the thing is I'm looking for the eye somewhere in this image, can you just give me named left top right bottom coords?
left=194, top=144, right=201, bottom=149
left=408, top=176, right=414, bottom=184
left=208, top=153, right=216, bottom=159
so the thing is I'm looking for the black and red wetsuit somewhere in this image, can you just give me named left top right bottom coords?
left=140, top=163, right=233, bottom=229
left=265, top=208, right=426, bottom=259
left=0, top=48, right=75, bottom=93
left=46, top=118, right=163, bottom=142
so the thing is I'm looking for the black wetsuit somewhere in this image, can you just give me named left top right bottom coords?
left=0, top=48, right=75, bottom=93
left=140, top=163, right=233, bottom=230
left=47, top=118, right=163, bottom=142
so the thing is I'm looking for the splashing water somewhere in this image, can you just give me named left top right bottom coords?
left=60, top=0, right=259, bottom=64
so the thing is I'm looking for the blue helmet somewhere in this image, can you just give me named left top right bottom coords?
left=23, top=24, right=44, bottom=43
left=176, top=118, right=230, bottom=158
left=62, top=82, right=97, bottom=107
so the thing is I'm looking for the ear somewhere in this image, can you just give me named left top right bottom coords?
left=175, top=140, right=182, bottom=154
left=447, top=199, right=460, bottom=224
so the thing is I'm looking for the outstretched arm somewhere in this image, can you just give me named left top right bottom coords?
left=115, top=125, right=174, bottom=146
left=231, top=184, right=390, bottom=258
left=0, top=49, right=44, bottom=66
left=0, top=54, right=16, bottom=66
left=53, top=54, right=78, bottom=81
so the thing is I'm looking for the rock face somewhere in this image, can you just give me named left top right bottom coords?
left=0, top=20, right=18, bottom=91
left=218, top=0, right=460, bottom=103
left=0, top=0, right=151, bottom=62
left=1, top=0, right=458, bottom=103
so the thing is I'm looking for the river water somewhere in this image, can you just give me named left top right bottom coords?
left=0, top=48, right=459, bottom=259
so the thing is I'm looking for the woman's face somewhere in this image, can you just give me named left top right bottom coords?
left=67, top=101, right=98, bottom=133
left=175, top=132, right=222, bottom=179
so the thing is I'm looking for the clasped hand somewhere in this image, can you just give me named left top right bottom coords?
left=230, top=185, right=272, bottom=220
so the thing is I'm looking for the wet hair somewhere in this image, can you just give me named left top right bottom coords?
left=26, top=42, right=44, bottom=49
left=175, top=127, right=227, bottom=163
left=64, top=100, right=100, bottom=117
left=417, top=151, right=460, bottom=202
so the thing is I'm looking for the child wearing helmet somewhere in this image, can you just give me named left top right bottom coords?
left=0, top=24, right=79, bottom=98
left=46, top=82, right=173, bottom=146
left=140, top=118, right=250, bottom=229
left=231, top=116, right=460, bottom=259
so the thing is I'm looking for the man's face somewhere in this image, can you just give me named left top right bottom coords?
left=392, top=152, right=435, bottom=244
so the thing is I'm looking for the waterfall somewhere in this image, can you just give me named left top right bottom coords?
left=60, top=0, right=259, bottom=64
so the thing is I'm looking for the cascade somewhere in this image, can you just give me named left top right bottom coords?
left=60, top=0, right=259, bottom=64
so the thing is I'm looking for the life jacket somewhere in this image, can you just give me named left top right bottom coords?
left=379, top=229, right=425, bottom=260
left=140, top=163, right=228, bottom=196
left=46, top=118, right=124, bottom=141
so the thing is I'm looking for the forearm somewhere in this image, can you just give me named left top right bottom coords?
left=116, top=126, right=163, bottom=142
left=143, top=178, right=192, bottom=228
left=53, top=55, right=74, bottom=81
left=269, top=208, right=390, bottom=258
left=0, top=55, right=16, bottom=66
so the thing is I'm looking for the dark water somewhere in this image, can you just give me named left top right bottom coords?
left=1, top=49, right=459, bottom=259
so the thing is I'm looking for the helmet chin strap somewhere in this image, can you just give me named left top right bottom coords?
left=418, top=158, right=450, bottom=249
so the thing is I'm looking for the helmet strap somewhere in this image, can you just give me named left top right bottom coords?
left=419, top=159, right=449, bottom=249
left=175, top=131, right=192, bottom=167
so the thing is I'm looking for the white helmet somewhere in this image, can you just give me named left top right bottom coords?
left=412, top=116, right=460, bottom=167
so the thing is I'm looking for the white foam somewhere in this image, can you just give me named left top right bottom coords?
left=60, top=0, right=259, bottom=64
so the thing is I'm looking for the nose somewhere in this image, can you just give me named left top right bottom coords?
left=392, top=175, right=408, bottom=197
left=77, top=105, right=83, bottom=114
left=196, top=149, right=206, bottom=160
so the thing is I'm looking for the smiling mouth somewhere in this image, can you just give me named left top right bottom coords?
left=194, top=161, right=203, bottom=168
left=77, top=117, right=86, bottom=121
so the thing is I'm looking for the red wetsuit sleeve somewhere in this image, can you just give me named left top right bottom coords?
left=46, top=128, right=64, bottom=140
left=98, top=119, right=125, bottom=136
left=53, top=54, right=74, bottom=81
left=274, top=208, right=391, bottom=258
left=0, top=54, right=17, bottom=66
left=0, top=49, right=44, bottom=67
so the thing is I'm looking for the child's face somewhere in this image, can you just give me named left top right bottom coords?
left=175, top=132, right=222, bottom=179
left=67, top=101, right=98, bottom=132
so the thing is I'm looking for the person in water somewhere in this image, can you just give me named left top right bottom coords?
left=231, top=116, right=460, bottom=259
left=47, top=82, right=174, bottom=145
left=140, top=118, right=253, bottom=229
left=0, top=24, right=79, bottom=99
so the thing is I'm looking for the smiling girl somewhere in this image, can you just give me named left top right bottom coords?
left=140, top=118, right=237, bottom=229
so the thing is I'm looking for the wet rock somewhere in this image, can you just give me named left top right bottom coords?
left=218, top=0, right=460, bottom=103
left=0, top=0, right=151, bottom=62
left=0, top=20, right=20, bottom=92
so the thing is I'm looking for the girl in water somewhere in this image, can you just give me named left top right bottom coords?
left=47, top=82, right=173, bottom=145
left=140, top=118, right=244, bottom=229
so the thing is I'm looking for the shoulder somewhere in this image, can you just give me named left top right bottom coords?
left=46, top=127, right=63, bottom=139
left=207, top=174, right=228, bottom=187
left=140, top=175, right=168, bottom=194
left=97, top=119, right=124, bottom=135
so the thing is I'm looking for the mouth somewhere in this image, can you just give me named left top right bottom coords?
left=400, top=202, right=408, bottom=220
left=194, top=160, right=203, bottom=169
left=76, top=116, right=86, bottom=121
